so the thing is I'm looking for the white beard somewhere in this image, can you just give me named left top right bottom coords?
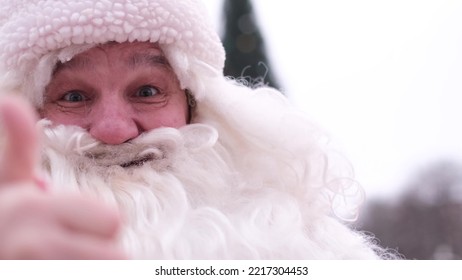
left=39, top=120, right=382, bottom=259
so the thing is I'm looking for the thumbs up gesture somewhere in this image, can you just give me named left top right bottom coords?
left=0, top=97, right=41, bottom=185
left=0, top=97, right=126, bottom=259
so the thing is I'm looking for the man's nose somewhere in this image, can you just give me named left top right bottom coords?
left=88, top=99, right=140, bottom=145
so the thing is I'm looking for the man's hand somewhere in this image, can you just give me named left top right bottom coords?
left=0, top=97, right=126, bottom=259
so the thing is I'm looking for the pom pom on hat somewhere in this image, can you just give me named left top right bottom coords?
left=0, top=0, right=225, bottom=105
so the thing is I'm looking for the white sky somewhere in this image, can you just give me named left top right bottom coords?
left=202, top=0, right=462, bottom=199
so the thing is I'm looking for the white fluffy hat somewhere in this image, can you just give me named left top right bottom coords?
left=0, top=0, right=225, bottom=105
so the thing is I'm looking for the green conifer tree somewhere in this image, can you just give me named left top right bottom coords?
left=222, top=0, right=280, bottom=90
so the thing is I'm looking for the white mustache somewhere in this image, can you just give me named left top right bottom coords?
left=40, top=120, right=218, bottom=169
left=85, top=144, right=166, bottom=168
left=83, top=136, right=178, bottom=168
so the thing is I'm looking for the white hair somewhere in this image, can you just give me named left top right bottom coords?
left=39, top=75, right=388, bottom=259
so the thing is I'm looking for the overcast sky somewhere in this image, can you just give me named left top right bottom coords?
left=202, top=0, right=462, bottom=199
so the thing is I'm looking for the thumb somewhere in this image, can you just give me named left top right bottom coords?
left=0, top=96, right=40, bottom=185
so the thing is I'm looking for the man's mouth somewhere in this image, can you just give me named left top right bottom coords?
left=120, top=153, right=156, bottom=168
left=85, top=147, right=165, bottom=168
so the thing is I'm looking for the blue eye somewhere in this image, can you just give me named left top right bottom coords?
left=136, top=86, right=159, bottom=97
left=62, top=91, right=86, bottom=102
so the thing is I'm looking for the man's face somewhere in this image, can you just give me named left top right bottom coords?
left=41, top=42, right=189, bottom=145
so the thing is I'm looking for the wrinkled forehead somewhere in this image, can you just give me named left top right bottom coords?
left=53, top=42, right=171, bottom=74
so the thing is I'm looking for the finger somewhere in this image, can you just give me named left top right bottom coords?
left=0, top=97, right=40, bottom=185
left=52, top=232, right=127, bottom=260
left=53, top=194, right=122, bottom=238
left=6, top=226, right=126, bottom=260
left=0, top=189, right=125, bottom=260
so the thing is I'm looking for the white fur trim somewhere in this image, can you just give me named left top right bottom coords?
left=0, top=0, right=225, bottom=103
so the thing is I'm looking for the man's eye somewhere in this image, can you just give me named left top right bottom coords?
left=136, top=86, right=159, bottom=97
left=62, top=91, right=86, bottom=102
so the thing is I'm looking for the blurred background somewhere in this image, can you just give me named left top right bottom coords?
left=202, top=0, right=462, bottom=259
